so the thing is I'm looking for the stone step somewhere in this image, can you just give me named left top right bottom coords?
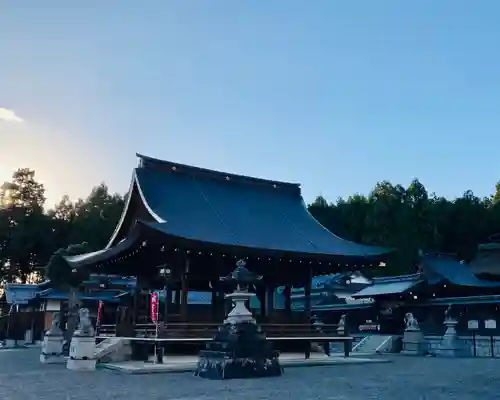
left=95, top=338, right=129, bottom=361
left=353, top=335, right=393, bottom=354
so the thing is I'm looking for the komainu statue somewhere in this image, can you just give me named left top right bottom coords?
left=404, top=312, right=420, bottom=331
left=48, top=312, right=63, bottom=335
left=76, top=308, right=94, bottom=336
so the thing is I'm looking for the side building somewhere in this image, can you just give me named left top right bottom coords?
left=347, top=249, right=500, bottom=335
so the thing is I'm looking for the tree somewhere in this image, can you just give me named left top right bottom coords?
left=70, top=184, right=124, bottom=250
left=4, top=168, right=46, bottom=211
left=308, top=178, right=500, bottom=276
left=45, top=242, right=91, bottom=345
left=493, top=182, right=500, bottom=205
left=0, top=169, right=48, bottom=283
left=445, top=190, right=489, bottom=261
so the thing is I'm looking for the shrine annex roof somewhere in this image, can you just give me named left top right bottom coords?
left=351, top=254, right=500, bottom=298
left=421, top=254, right=500, bottom=287
left=106, top=154, right=391, bottom=260
left=351, top=273, right=423, bottom=298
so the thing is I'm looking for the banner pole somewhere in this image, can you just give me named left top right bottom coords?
left=151, top=292, right=159, bottom=364
left=96, top=300, right=103, bottom=337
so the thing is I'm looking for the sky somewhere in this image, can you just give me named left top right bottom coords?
left=1, top=1, right=500, bottom=209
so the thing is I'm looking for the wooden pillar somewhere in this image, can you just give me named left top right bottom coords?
left=304, top=266, right=313, bottom=359
left=259, top=286, right=266, bottom=319
left=304, top=266, right=312, bottom=324
left=284, top=285, right=292, bottom=313
left=174, top=288, right=181, bottom=313
left=163, top=286, right=169, bottom=323
left=266, top=286, right=275, bottom=321
left=180, top=258, right=189, bottom=321
left=211, top=285, right=218, bottom=322
left=132, top=287, right=139, bottom=325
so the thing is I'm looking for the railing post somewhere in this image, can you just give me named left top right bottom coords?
left=344, top=338, right=351, bottom=357
left=472, top=331, right=476, bottom=357
left=305, top=340, right=311, bottom=359
left=343, top=318, right=351, bottom=357
left=324, top=340, right=330, bottom=356
left=155, top=344, right=164, bottom=364
left=491, top=335, right=494, bottom=358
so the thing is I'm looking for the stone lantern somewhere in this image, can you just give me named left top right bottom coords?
left=194, top=260, right=283, bottom=379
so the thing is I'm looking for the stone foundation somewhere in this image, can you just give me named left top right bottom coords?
left=401, top=330, right=426, bottom=356
left=67, top=335, right=96, bottom=371
left=425, top=335, right=500, bottom=357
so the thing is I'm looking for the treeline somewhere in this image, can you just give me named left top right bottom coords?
left=1, top=169, right=500, bottom=283
left=0, top=169, right=124, bottom=283
left=310, top=179, right=500, bottom=275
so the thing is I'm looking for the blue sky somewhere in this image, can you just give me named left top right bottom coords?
left=1, top=1, right=499, bottom=208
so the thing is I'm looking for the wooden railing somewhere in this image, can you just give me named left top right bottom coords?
left=99, top=322, right=344, bottom=339
left=98, top=322, right=352, bottom=359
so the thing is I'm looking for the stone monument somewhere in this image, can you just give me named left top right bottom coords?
left=67, top=308, right=97, bottom=371
left=337, top=314, right=347, bottom=335
left=40, top=312, right=65, bottom=364
left=401, top=312, right=426, bottom=355
left=434, top=305, right=463, bottom=357
left=194, top=260, right=283, bottom=380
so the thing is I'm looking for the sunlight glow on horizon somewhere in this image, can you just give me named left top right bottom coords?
left=0, top=165, right=13, bottom=185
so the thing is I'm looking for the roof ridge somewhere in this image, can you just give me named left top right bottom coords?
left=136, top=153, right=302, bottom=192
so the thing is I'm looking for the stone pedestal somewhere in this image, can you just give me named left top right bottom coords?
left=67, top=335, right=96, bottom=371
left=402, top=329, right=426, bottom=355
left=4, top=339, right=18, bottom=348
left=434, top=319, right=463, bottom=357
left=40, top=331, right=65, bottom=364
left=194, top=321, right=282, bottom=380
left=194, top=262, right=282, bottom=380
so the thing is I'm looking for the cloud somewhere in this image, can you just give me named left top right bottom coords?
left=0, top=108, right=24, bottom=123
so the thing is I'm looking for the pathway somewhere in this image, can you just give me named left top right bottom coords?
left=0, top=349, right=498, bottom=400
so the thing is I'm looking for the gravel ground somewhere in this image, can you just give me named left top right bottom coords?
left=0, top=349, right=499, bottom=400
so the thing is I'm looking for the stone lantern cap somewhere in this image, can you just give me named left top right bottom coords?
left=220, top=260, right=263, bottom=287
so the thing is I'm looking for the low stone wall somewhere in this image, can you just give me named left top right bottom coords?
left=425, top=335, right=500, bottom=357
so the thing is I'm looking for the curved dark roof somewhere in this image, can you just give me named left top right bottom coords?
left=351, top=273, right=423, bottom=298
left=351, top=254, right=500, bottom=298
left=421, top=254, right=500, bottom=287
left=121, top=154, right=391, bottom=259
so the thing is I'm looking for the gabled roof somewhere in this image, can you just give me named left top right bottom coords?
left=351, top=254, right=500, bottom=298
left=421, top=254, right=500, bottom=287
left=37, top=288, right=126, bottom=303
left=4, top=283, right=46, bottom=305
left=83, top=275, right=137, bottom=288
left=290, top=273, right=369, bottom=299
left=351, top=273, right=423, bottom=298
left=4, top=275, right=137, bottom=305
left=106, top=154, right=391, bottom=260
left=294, top=274, right=344, bottom=292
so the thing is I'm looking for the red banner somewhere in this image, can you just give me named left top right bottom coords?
left=150, top=292, right=159, bottom=323
left=97, top=300, right=103, bottom=325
